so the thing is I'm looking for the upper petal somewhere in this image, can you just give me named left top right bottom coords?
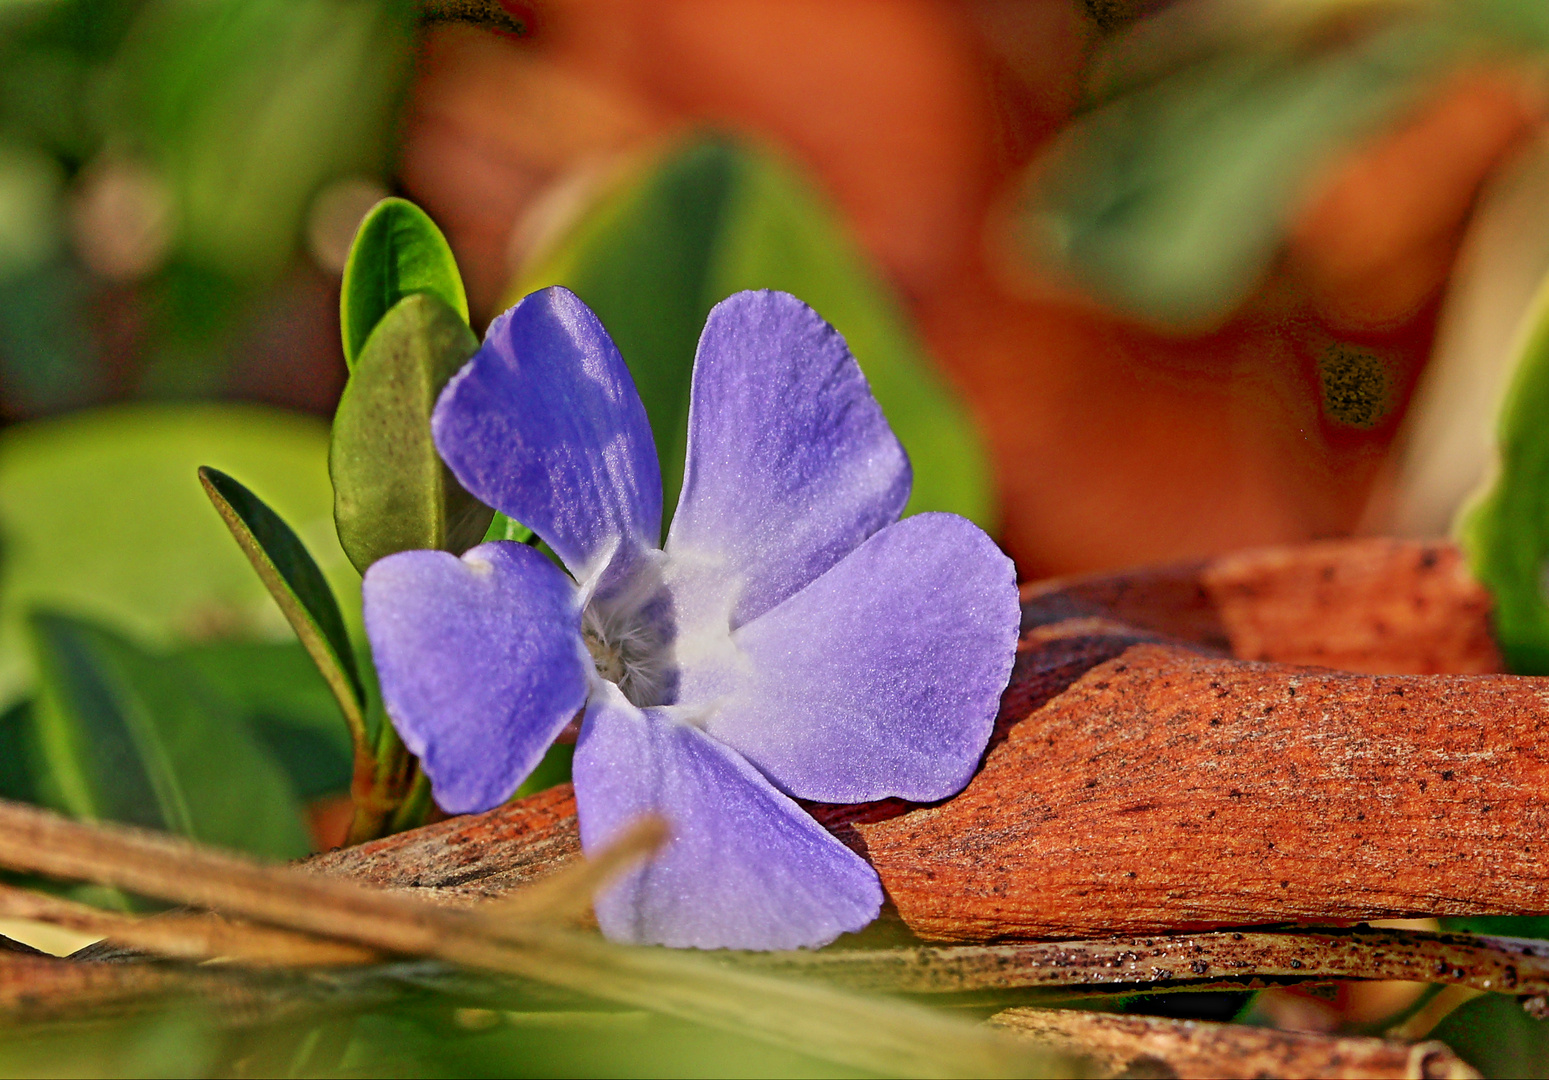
left=574, top=684, right=881, bottom=950
left=665, top=291, right=910, bottom=632
left=698, top=513, right=1018, bottom=804
left=433, top=286, right=662, bottom=590
left=363, top=541, right=590, bottom=814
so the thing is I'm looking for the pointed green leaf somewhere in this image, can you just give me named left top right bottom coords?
left=198, top=466, right=366, bottom=748
left=512, top=136, right=995, bottom=531
left=27, top=611, right=310, bottom=858
left=341, top=197, right=469, bottom=369
left=1457, top=273, right=1549, bottom=674
left=0, top=698, right=42, bottom=806
left=330, top=291, right=492, bottom=572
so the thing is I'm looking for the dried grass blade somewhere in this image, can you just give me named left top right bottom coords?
left=0, top=800, right=1069, bottom=1079
left=0, top=884, right=376, bottom=967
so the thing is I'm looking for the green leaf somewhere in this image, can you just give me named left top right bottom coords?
left=176, top=640, right=353, bottom=800
left=341, top=197, right=469, bottom=369
left=26, top=610, right=310, bottom=858
left=199, top=466, right=367, bottom=748
left=0, top=404, right=355, bottom=711
left=1456, top=274, right=1549, bottom=674
left=481, top=512, right=535, bottom=545
left=330, top=292, right=492, bottom=572
left=512, top=136, right=996, bottom=532
left=0, top=698, right=41, bottom=805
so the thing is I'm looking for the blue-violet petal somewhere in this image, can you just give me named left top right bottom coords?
left=666, top=290, right=910, bottom=633
left=574, top=684, right=882, bottom=950
left=698, top=512, right=1018, bottom=804
left=433, top=286, right=662, bottom=591
left=363, top=541, right=590, bottom=814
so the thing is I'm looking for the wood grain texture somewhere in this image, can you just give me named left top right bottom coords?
left=988, top=1009, right=1479, bottom=1079
left=728, top=927, right=1549, bottom=996
left=859, top=642, right=1549, bottom=940
left=304, top=783, right=579, bottom=905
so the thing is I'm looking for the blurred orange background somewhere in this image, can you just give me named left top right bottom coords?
left=398, top=0, right=1545, bottom=579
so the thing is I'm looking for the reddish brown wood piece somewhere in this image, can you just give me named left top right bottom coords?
left=304, top=783, right=578, bottom=905
left=1023, top=537, right=1502, bottom=676
left=860, top=642, right=1549, bottom=940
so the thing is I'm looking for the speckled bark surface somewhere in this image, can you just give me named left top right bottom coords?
left=859, top=642, right=1549, bottom=940
left=304, top=783, right=579, bottom=905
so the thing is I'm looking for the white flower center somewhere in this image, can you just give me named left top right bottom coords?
left=581, top=596, right=672, bottom=708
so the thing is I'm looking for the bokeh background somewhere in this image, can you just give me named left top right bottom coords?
left=3, top=1, right=1549, bottom=1072
left=4, top=0, right=1546, bottom=577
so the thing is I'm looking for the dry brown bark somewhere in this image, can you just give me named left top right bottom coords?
left=987, top=1008, right=1480, bottom=1079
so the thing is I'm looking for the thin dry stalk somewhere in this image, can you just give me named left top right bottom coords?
left=0, top=884, right=376, bottom=967
left=732, top=927, right=1549, bottom=997
left=0, top=799, right=1066, bottom=1080
left=483, top=815, right=667, bottom=923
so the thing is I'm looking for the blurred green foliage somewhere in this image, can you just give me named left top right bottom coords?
left=1024, top=0, right=1549, bottom=331
left=0, top=0, right=414, bottom=412
left=0, top=404, right=356, bottom=707
left=28, top=610, right=311, bottom=857
left=515, top=136, right=998, bottom=533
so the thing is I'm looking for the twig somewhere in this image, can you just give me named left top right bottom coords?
left=729, top=927, right=1549, bottom=997
left=988, top=1008, right=1480, bottom=1080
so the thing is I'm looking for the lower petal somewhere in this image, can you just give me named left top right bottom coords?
left=700, top=512, right=1018, bottom=803
left=573, top=685, right=881, bottom=950
left=363, top=542, right=591, bottom=814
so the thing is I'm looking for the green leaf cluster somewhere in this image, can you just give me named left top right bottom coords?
left=332, top=198, right=495, bottom=574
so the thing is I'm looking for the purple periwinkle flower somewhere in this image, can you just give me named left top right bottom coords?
left=361, top=287, right=1018, bottom=950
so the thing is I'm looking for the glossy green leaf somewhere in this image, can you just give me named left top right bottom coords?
left=27, top=610, right=310, bottom=858
left=341, top=197, right=469, bottom=369
left=1456, top=273, right=1549, bottom=674
left=330, top=292, right=492, bottom=572
left=176, top=640, right=353, bottom=800
left=512, top=136, right=996, bottom=532
left=199, top=466, right=367, bottom=748
left=0, top=404, right=355, bottom=711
